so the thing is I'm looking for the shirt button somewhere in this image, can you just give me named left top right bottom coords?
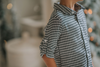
left=44, top=39, right=48, bottom=42
left=81, top=27, right=83, bottom=30
left=72, top=11, right=75, bottom=14
left=85, top=40, right=87, bottom=43
left=87, top=53, right=89, bottom=56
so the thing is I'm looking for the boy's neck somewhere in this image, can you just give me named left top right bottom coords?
left=60, top=0, right=77, bottom=11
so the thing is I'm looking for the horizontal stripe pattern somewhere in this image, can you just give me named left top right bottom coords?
left=39, top=2, right=93, bottom=67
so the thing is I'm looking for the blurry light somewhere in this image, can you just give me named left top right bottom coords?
left=88, top=27, right=92, bottom=33
left=88, top=9, right=92, bottom=14
left=90, top=36, right=94, bottom=41
left=84, top=9, right=88, bottom=14
left=7, top=3, right=13, bottom=10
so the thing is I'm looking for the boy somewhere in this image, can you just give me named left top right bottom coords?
left=39, top=0, right=94, bottom=67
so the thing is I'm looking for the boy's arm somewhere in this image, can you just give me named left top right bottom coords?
left=39, top=18, right=61, bottom=67
left=42, top=54, right=57, bottom=67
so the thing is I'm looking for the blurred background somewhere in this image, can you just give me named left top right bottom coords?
left=0, top=0, right=100, bottom=67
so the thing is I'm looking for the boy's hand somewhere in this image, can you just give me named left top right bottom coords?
left=42, top=54, right=57, bottom=67
left=92, top=61, right=94, bottom=67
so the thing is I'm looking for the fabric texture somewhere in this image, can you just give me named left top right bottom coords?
left=39, top=2, right=93, bottom=67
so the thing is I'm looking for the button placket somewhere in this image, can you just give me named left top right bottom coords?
left=77, top=19, right=84, bottom=32
left=79, top=22, right=88, bottom=40
left=82, top=19, right=89, bottom=36
left=77, top=17, right=87, bottom=44
left=77, top=18, right=85, bottom=41
left=77, top=17, right=90, bottom=67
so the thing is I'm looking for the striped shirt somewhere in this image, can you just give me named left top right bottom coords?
left=39, top=2, right=93, bottom=67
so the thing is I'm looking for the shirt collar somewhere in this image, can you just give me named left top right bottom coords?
left=54, top=2, right=86, bottom=15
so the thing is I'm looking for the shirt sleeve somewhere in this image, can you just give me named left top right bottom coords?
left=39, top=18, right=62, bottom=58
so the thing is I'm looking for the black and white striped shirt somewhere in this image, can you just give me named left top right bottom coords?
left=39, top=2, right=93, bottom=67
